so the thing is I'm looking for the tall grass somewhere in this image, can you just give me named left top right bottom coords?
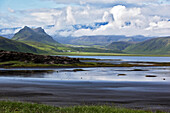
left=0, top=101, right=164, bottom=113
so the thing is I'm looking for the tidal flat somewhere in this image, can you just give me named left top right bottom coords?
left=0, top=56, right=170, bottom=112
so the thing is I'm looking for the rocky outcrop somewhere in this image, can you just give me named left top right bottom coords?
left=0, top=50, right=80, bottom=64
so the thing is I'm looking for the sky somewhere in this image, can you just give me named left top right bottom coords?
left=0, top=0, right=170, bottom=37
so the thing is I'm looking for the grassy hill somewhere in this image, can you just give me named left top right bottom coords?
left=124, top=37, right=170, bottom=54
left=0, top=36, right=44, bottom=53
left=106, top=41, right=133, bottom=51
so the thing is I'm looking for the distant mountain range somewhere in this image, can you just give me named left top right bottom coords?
left=12, top=26, right=59, bottom=44
left=54, top=35, right=154, bottom=46
left=0, top=26, right=169, bottom=55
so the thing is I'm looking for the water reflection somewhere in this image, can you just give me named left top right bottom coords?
left=69, top=56, right=170, bottom=62
left=0, top=66, right=169, bottom=81
left=0, top=70, right=54, bottom=78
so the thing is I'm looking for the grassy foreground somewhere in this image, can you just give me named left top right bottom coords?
left=0, top=101, right=164, bottom=113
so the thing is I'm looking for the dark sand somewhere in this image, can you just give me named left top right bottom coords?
left=0, top=78, right=170, bottom=112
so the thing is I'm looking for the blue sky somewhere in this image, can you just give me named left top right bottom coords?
left=0, top=0, right=66, bottom=13
left=0, top=0, right=170, bottom=37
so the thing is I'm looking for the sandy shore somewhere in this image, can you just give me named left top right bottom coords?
left=0, top=78, right=170, bottom=112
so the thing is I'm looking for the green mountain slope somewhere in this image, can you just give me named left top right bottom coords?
left=106, top=41, right=133, bottom=51
left=124, top=37, right=170, bottom=54
left=12, top=26, right=59, bottom=44
left=0, top=36, right=43, bottom=53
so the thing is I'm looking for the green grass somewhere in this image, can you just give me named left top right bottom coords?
left=0, top=61, right=134, bottom=68
left=52, top=52, right=170, bottom=57
left=0, top=61, right=170, bottom=68
left=0, top=101, right=164, bottom=113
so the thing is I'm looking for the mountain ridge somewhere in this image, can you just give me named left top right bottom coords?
left=54, top=35, right=154, bottom=46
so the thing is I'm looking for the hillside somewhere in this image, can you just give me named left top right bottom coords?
left=22, top=41, right=121, bottom=54
left=12, top=26, right=59, bottom=44
left=106, top=41, right=133, bottom=51
left=124, top=37, right=170, bottom=54
left=0, top=36, right=43, bottom=53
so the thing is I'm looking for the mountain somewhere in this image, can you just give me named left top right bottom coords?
left=0, top=36, right=43, bottom=53
left=106, top=41, right=133, bottom=51
left=54, top=35, right=154, bottom=46
left=124, top=37, right=170, bottom=54
left=12, top=26, right=59, bottom=44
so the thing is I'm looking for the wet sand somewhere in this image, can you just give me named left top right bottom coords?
left=0, top=78, right=170, bottom=112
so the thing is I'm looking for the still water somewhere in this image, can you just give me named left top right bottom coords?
left=0, top=56, right=169, bottom=82
left=69, top=56, right=170, bottom=62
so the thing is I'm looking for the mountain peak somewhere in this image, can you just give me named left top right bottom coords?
left=23, top=26, right=31, bottom=30
left=12, top=26, right=59, bottom=44
left=33, top=27, right=45, bottom=33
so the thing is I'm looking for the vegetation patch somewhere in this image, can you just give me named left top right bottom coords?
left=131, top=69, right=148, bottom=71
left=0, top=61, right=170, bottom=68
left=116, top=69, right=149, bottom=71
left=117, top=74, right=126, bottom=76
left=145, top=75, right=157, bottom=77
left=0, top=101, right=163, bottom=113
left=73, top=69, right=86, bottom=72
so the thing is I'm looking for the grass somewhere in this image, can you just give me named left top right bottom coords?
left=0, top=61, right=133, bottom=68
left=0, top=61, right=170, bottom=68
left=0, top=101, right=164, bottom=113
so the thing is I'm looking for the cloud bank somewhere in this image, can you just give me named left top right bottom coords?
left=0, top=0, right=170, bottom=37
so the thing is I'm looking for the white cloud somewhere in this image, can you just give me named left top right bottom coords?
left=72, top=5, right=170, bottom=37
left=0, top=28, right=20, bottom=35
left=102, top=11, right=114, bottom=22
left=147, top=21, right=170, bottom=30
left=8, top=8, right=15, bottom=13
left=1, top=0, right=170, bottom=37
left=43, top=0, right=168, bottom=6
left=66, top=6, right=76, bottom=24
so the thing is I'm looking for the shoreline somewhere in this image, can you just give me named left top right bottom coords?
left=1, top=60, right=170, bottom=68
left=51, top=52, right=170, bottom=57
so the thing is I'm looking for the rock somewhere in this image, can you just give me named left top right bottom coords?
left=0, top=50, right=80, bottom=64
left=145, top=75, right=157, bottom=77
left=117, top=74, right=126, bottom=76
